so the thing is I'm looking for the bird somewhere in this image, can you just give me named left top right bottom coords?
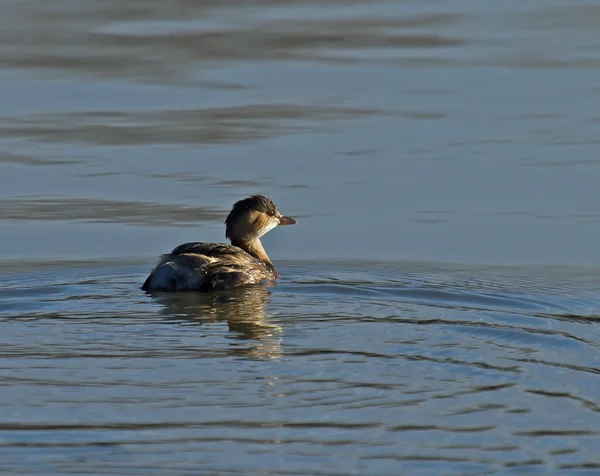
left=142, top=195, right=297, bottom=292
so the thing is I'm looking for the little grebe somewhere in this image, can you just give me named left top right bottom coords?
left=142, top=195, right=297, bottom=292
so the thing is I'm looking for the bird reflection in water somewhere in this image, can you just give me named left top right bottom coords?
left=149, top=286, right=282, bottom=360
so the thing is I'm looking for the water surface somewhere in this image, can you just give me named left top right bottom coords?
left=1, top=0, right=600, bottom=263
left=1, top=0, right=600, bottom=474
left=2, top=261, right=600, bottom=474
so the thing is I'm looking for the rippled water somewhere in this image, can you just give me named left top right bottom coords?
left=2, top=261, right=600, bottom=474
left=2, top=0, right=600, bottom=474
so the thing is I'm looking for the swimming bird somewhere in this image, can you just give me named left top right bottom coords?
left=142, top=195, right=297, bottom=292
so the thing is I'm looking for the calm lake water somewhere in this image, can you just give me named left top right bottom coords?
left=1, top=0, right=600, bottom=474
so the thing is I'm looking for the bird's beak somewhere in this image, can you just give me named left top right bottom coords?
left=278, top=216, right=297, bottom=225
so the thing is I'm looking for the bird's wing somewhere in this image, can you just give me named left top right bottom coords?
left=170, top=242, right=247, bottom=258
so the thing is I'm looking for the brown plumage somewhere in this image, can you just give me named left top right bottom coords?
left=142, top=195, right=297, bottom=292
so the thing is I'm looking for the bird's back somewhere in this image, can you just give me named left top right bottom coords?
left=142, top=242, right=276, bottom=292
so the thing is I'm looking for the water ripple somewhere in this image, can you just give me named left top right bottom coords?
left=1, top=260, right=600, bottom=474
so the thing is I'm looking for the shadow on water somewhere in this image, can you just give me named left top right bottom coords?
left=147, top=285, right=283, bottom=359
left=0, top=105, right=386, bottom=146
left=0, top=2, right=465, bottom=84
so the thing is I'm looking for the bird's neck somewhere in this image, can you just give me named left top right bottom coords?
left=233, top=238, right=273, bottom=267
